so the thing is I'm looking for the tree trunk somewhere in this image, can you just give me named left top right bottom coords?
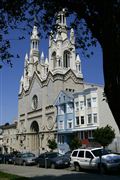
left=103, top=29, right=120, bottom=130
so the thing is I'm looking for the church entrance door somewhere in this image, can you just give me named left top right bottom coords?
left=30, top=121, right=40, bottom=155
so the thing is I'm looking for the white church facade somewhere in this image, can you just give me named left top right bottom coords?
left=17, top=9, right=84, bottom=154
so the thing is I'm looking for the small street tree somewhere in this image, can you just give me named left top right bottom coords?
left=68, top=135, right=82, bottom=150
left=47, top=139, right=57, bottom=152
left=93, top=125, right=115, bottom=148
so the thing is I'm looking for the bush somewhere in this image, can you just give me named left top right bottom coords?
left=47, top=139, right=57, bottom=151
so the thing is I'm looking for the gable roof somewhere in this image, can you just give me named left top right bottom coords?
left=54, top=90, right=74, bottom=106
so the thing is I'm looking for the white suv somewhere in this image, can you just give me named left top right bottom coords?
left=70, top=147, right=120, bottom=173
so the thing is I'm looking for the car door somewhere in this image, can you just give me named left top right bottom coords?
left=77, top=150, right=85, bottom=168
left=15, top=154, right=22, bottom=165
left=84, top=151, right=95, bottom=169
left=38, top=154, right=45, bottom=167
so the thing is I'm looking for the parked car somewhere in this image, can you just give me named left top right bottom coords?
left=0, top=154, right=4, bottom=163
left=14, top=152, right=36, bottom=166
left=36, top=152, right=70, bottom=168
left=63, top=151, right=71, bottom=162
left=4, top=154, right=15, bottom=164
left=70, top=147, right=120, bottom=173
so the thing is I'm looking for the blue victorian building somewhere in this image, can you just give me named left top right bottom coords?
left=54, top=86, right=120, bottom=154
left=54, top=90, right=75, bottom=154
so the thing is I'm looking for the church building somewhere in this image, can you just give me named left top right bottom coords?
left=17, top=9, right=84, bottom=154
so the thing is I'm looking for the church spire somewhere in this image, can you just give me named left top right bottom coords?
left=76, top=54, right=82, bottom=75
left=56, top=8, right=67, bottom=40
left=24, top=53, right=28, bottom=77
left=30, top=25, right=39, bottom=50
left=57, top=8, right=67, bottom=27
left=30, top=20, right=40, bottom=63
left=70, top=28, right=75, bottom=44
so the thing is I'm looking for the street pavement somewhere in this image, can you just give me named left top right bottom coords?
left=0, top=164, right=120, bottom=180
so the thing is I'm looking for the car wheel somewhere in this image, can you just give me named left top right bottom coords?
left=51, top=163, right=55, bottom=169
left=37, top=162, right=40, bottom=167
left=74, top=163, right=80, bottom=172
left=98, top=164, right=107, bottom=174
left=5, top=160, right=8, bottom=164
left=23, top=161, right=26, bottom=166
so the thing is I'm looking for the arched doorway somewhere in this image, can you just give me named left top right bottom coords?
left=30, top=121, right=40, bottom=155
left=31, top=121, right=39, bottom=133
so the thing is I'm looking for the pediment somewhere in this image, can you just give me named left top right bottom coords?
left=42, top=71, right=54, bottom=87
left=18, top=87, right=26, bottom=99
left=64, top=69, right=83, bottom=83
left=26, top=72, right=42, bottom=95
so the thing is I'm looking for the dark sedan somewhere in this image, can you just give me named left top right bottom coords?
left=36, top=152, right=70, bottom=169
left=4, top=154, right=16, bottom=164
left=0, top=154, right=4, bottom=163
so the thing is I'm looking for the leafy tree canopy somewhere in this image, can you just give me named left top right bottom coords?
left=93, top=125, right=115, bottom=148
left=1, top=1, right=119, bottom=66
left=68, top=135, right=82, bottom=150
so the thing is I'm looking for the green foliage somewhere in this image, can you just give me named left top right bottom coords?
left=0, top=171, right=28, bottom=180
left=1, top=0, right=119, bottom=67
left=68, top=135, right=82, bottom=150
left=93, top=125, right=115, bottom=148
left=47, top=138, right=57, bottom=151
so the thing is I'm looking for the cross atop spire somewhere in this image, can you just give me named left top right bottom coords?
left=31, top=25, right=39, bottom=41
left=34, top=14, right=38, bottom=27
left=57, top=8, right=67, bottom=27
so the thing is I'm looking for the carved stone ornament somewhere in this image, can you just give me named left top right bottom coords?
left=47, top=116, right=54, bottom=130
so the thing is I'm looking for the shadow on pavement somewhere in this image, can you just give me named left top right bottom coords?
left=30, top=172, right=120, bottom=180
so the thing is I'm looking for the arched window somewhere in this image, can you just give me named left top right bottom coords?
left=35, top=41, right=37, bottom=49
left=63, top=50, right=70, bottom=68
left=58, top=59, right=61, bottom=67
left=52, top=51, right=57, bottom=68
left=32, top=41, right=34, bottom=49
left=60, top=14, right=62, bottom=23
left=63, top=15, right=65, bottom=24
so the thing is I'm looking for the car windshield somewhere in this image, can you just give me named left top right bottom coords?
left=92, top=149, right=110, bottom=157
left=47, top=153, right=61, bottom=158
left=22, top=153, right=35, bottom=158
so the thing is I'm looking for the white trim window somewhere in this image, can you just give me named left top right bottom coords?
left=75, top=102, right=79, bottom=111
left=92, top=97, right=97, bottom=107
left=67, top=103, right=73, bottom=113
left=67, top=119, right=73, bottom=129
left=87, top=98, right=91, bottom=108
left=58, top=120, right=64, bottom=130
left=87, top=114, right=92, bottom=124
left=81, top=116, right=84, bottom=125
left=80, top=101, right=84, bottom=110
left=88, top=130, right=93, bottom=139
left=80, top=131, right=84, bottom=139
left=75, top=116, right=79, bottom=126
left=93, top=113, right=97, bottom=123
left=58, top=135, right=65, bottom=144
left=59, top=105, right=66, bottom=115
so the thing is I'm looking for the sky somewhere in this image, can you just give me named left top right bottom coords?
left=0, top=22, right=104, bottom=125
